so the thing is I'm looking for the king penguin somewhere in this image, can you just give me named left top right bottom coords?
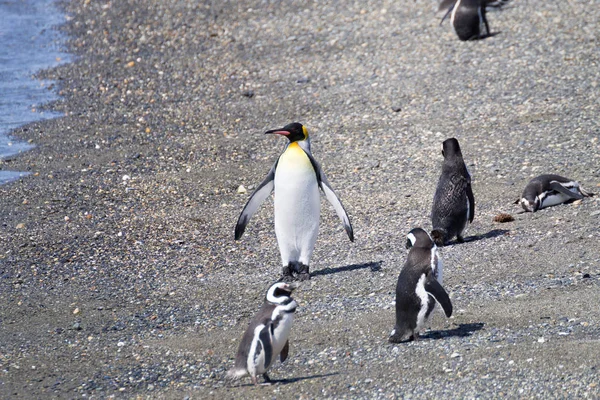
left=431, top=137, right=475, bottom=246
left=235, top=122, right=354, bottom=281
left=517, top=174, right=594, bottom=212
left=439, top=0, right=509, bottom=41
left=389, top=228, right=452, bottom=343
left=227, top=281, right=299, bottom=385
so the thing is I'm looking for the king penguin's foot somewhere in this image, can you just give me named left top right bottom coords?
left=456, top=235, right=465, bottom=243
left=281, top=264, right=294, bottom=282
left=297, top=263, right=310, bottom=281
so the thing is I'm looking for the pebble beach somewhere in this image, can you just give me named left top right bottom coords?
left=0, top=0, right=599, bottom=398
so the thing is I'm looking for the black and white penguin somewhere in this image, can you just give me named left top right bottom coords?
left=389, top=228, right=452, bottom=343
left=227, top=282, right=299, bottom=385
left=439, top=0, right=510, bottom=41
left=517, top=174, right=594, bottom=212
left=431, top=138, right=475, bottom=246
left=235, top=122, right=354, bottom=281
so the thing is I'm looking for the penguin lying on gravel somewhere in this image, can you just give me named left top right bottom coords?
left=517, top=174, right=594, bottom=212
left=389, top=228, right=452, bottom=343
left=227, top=282, right=298, bottom=385
left=431, top=138, right=475, bottom=246
left=439, top=0, right=510, bottom=41
left=235, top=122, right=354, bottom=281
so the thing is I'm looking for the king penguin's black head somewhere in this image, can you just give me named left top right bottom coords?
left=441, top=137, right=463, bottom=159
left=265, top=122, right=308, bottom=142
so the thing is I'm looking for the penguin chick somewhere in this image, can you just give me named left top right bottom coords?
left=227, top=282, right=299, bottom=385
left=517, top=174, right=594, bottom=212
left=234, top=122, right=354, bottom=281
left=390, top=228, right=452, bottom=343
left=439, top=0, right=510, bottom=41
left=431, top=138, right=475, bottom=246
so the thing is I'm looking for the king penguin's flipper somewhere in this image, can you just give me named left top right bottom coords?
left=280, top=340, right=289, bottom=362
left=425, top=277, right=453, bottom=317
left=305, top=152, right=354, bottom=241
left=467, top=182, right=475, bottom=223
left=549, top=181, right=584, bottom=200
left=234, top=161, right=277, bottom=240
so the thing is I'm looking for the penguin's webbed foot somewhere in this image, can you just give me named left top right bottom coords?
left=281, top=264, right=294, bottom=282
left=456, top=235, right=465, bottom=243
left=297, top=263, right=310, bottom=281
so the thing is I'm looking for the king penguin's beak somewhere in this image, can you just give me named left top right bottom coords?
left=265, top=129, right=290, bottom=136
left=285, top=282, right=299, bottom=291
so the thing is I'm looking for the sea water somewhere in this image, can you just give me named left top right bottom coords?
left=0, top=0, right=70, bottom=184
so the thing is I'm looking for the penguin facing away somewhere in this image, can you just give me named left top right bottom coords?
left=235, top=122, right=354, bottom=281
left=390, top=228, right=452, bottom=343
left=517, top=174, right=594, bottom=212
left=431, top=138, right=475, bottom=246
left=227, top=282, right=299, bottom=385
left=439, top=0, right=510, bottom=41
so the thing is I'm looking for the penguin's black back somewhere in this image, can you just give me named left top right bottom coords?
left=453, top=0, right=486, bottom=41
left=432, top=139, right=471, bottom=242
left=394, top=249, right=436, bottom=332
left=233, top=302, right=276, bottom=370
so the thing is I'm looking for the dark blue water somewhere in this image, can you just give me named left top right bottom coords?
left=0, top=0, right=70, bottom=184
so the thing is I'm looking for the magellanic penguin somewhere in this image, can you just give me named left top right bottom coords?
left=389, top=228, right=452, bottom=343
left=227, top=281, right=299, bottom=385
left=517, top=174, right=594, bottom=212
left=431, top=138, right=475, bottom=246
left=235, top=122, right=354, bottom=281
left=439, top=0, right=510, bottom=41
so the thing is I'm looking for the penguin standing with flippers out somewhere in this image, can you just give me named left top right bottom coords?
left=226, top=282, right=299, bottom=385
left=234, top=122, right=354, bottom=281
left=439, top=0, right=510, bottom=41
left=431, top=137, right=475, bottom=246
left=517, top=174, right=594, bottom=212
left=389, top=228, right=452, bottom=343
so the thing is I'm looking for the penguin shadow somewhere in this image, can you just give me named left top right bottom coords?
left=269, top=372, right=339, bottom=385
left=420, top=322, right=485, bottom=340
left=445, top=229, right=509, bottom=246
left=311, top=261, right=382, bottom=278
left=232, top=372, right=339, bottom=387
left=479, top=31, right=501, bottom=40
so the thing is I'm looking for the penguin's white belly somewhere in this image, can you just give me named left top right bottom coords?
left=274, top=143, right=320, bottom=264
left=539, top=192, right=571, bottom=209
left=270, top=313, right=295, bottom=365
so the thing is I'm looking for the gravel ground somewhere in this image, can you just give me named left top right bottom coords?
left=1, top=0, right=599, bottom=398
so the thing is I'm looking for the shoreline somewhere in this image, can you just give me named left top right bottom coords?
left=1, top=0, right=599, bottom=398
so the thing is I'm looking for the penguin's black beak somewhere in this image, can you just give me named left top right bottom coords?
left=265, top=129, right=290, bottom=136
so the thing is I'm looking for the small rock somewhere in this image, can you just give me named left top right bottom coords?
left=297, top=76, right=310, bottom=84
left=73, top=308, right=80, bottom=315
left=237, top=185, right=247, bottom=194
left=451, top=352, right=461, bottom=358
left=16, top=223, right=25, bottom=229
left=391, top=105, right=402, bottom=112
left=537, top=337, right=545, bottom=343
left=241, top=90, right=254, bottom=98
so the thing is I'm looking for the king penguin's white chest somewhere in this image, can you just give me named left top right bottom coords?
left=274, top=143, right=321, bottom=236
